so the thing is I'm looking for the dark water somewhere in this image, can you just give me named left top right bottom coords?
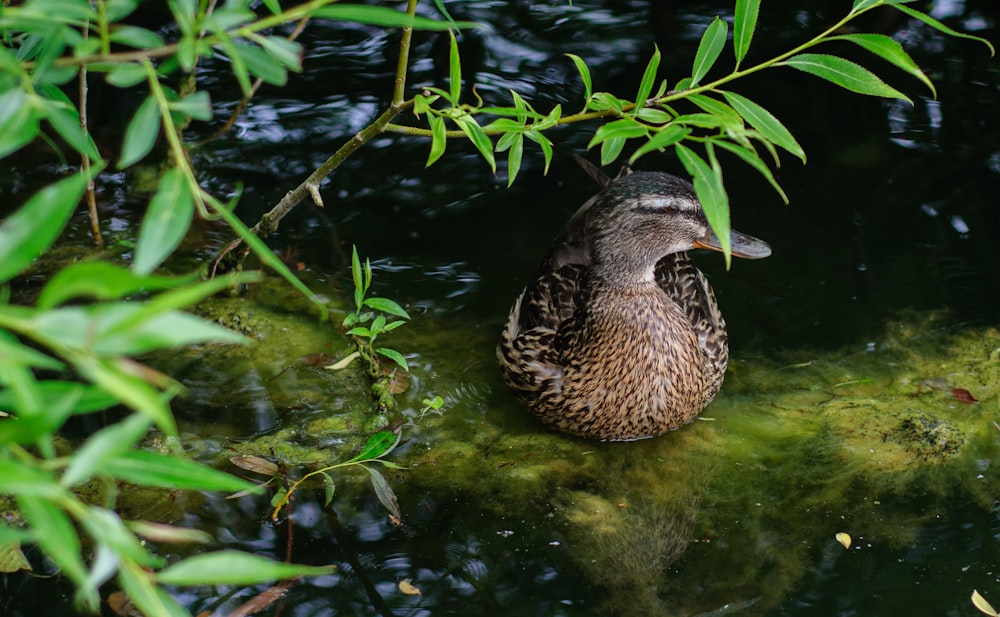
left=3, top=1, right=999, bottom=616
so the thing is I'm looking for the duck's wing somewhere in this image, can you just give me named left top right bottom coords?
left=654, top=253, right=728, bottom=367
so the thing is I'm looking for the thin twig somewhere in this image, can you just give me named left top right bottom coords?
left=79, top=17, right=102, bottom=247
left=211, top=0, right=420, bottom=274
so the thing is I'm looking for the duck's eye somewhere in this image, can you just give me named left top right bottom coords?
left=665, top=204, right=681, bottom=214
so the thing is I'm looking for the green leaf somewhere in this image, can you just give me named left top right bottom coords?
left=349, top=429, right=400, bottom=463
left=105, top=63, right=147, bottom=88
left=215, top=33, right=252, bottom=95
left=0, top=385, right=80, bottom=444
left=892, top=4, right=995, bottom=56
left=586, top=92, right=627, bottom=113
left=77, top=507, right=160, bottom=567
left=782, top=53, right=910, bottom=102
left=676, top=144, right=731, bottom=263
left=565, top=53, right=593, bottom=102
left=37, top=97, right=101, bottom=161
left=0, top=89, right=41, bottom=159
left=169, top=91, right=213, bottom=122
left=363, top=297, right=410, bottom=319
left=230, top=41, right=287, bottom=86
left=587, top=118, right=648, bottom=149
left=77, top=356, right=177, bottom=434
left=427, top=114, right=447, bottom=167
left=686, top=93, right=744, bottom=128
left=105, top=0, right=139, bottom=22
left=600, top=136, right=626, bottom=166
left=721, top=90, right=805, bottom=161
left=733, top=0, right=760, bottom=65
left=17, top=494, right=98, bottom=611
left=828, top=33, right=936, bottom=97
left=313, top=5, right=478, bottom=31
left=0, top=460, right=67, bottom=497
left=506, top=132, right=524, bottom=187
left=628, top=125, right=691, bottom=165
left=255, top=35, right=303, bottom=71
left=691, top=16, right=728, bottom=86
left=635, top=107, right=673, bottom=124
left=448, top=30, right=462, bottom=103
left=113, top=450, right=261, bottom=492
left=0, top=171, right=87, bottom=284
left=712, top=138, right=789, bottom=203
left=365, top=466, right=401, bottom=519
left=118, top=560, right=191, bottom=617
left=453, top=114, right=495, bottom=172
left=376, top=347, right=409, bottom=371
left=118, top=95, right=160, bottom=168
left=108, top=25, right=164, bottom=49
left=156, top=551, right=333, bottom=586
left=61, top=413, right=153, bottom=487
left=525, top=130, right=553, bottom=174
left=133, top=167, right=195, bottom=275
left=634, top=45, right=661, bottom=112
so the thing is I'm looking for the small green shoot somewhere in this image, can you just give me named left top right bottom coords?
left=342, top=245, right=411, bottom=372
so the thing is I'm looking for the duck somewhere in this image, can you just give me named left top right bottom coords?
left=497, top=166, right=771, bottom=441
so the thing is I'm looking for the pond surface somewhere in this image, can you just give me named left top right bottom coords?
left=3, top=1, right=1000, bottom=616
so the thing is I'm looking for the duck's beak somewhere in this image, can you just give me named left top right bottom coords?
left=695, top=227, right=772, bottom=259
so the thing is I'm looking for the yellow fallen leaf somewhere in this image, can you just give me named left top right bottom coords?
left=972, top=590, right=999, bottom=616
left=399, top=579, right=422, bottom=595
left=835, top=532, right=851, bottom=549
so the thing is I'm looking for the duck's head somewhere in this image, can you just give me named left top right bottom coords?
left=586, top=171, right=771, bottom=282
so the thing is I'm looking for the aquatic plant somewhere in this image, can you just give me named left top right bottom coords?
left=0, top=1, right=994, bottom=616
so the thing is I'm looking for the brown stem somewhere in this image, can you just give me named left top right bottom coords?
left=78, top=26, right=102, bottom=247
left=212, top=0, right=420, bottom=274
left=202, top=16, right=312, bottom=144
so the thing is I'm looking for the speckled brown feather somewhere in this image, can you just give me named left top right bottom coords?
left=497, top=170, right=765, bottom=441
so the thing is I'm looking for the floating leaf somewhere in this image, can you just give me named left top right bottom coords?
left=835, top=532, right=852, bottom=549
left=399, top=579, right=422, bottom=595
left=973, top=590, right=999, bottom=617
left=951, top=388, right=979, bottom=404
left=691, top=17, right=728, bottom=87
left=782, top=53, right=910, bottom=103
left=230, top=455, right=280, bottom=476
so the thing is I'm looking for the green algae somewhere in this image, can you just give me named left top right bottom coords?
left=382, top=310, right=1000, bottom=616
left=156, top=299, right=998, bottom=616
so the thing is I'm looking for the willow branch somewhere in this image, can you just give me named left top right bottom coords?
left=212, top=0, right=420, bottom=272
